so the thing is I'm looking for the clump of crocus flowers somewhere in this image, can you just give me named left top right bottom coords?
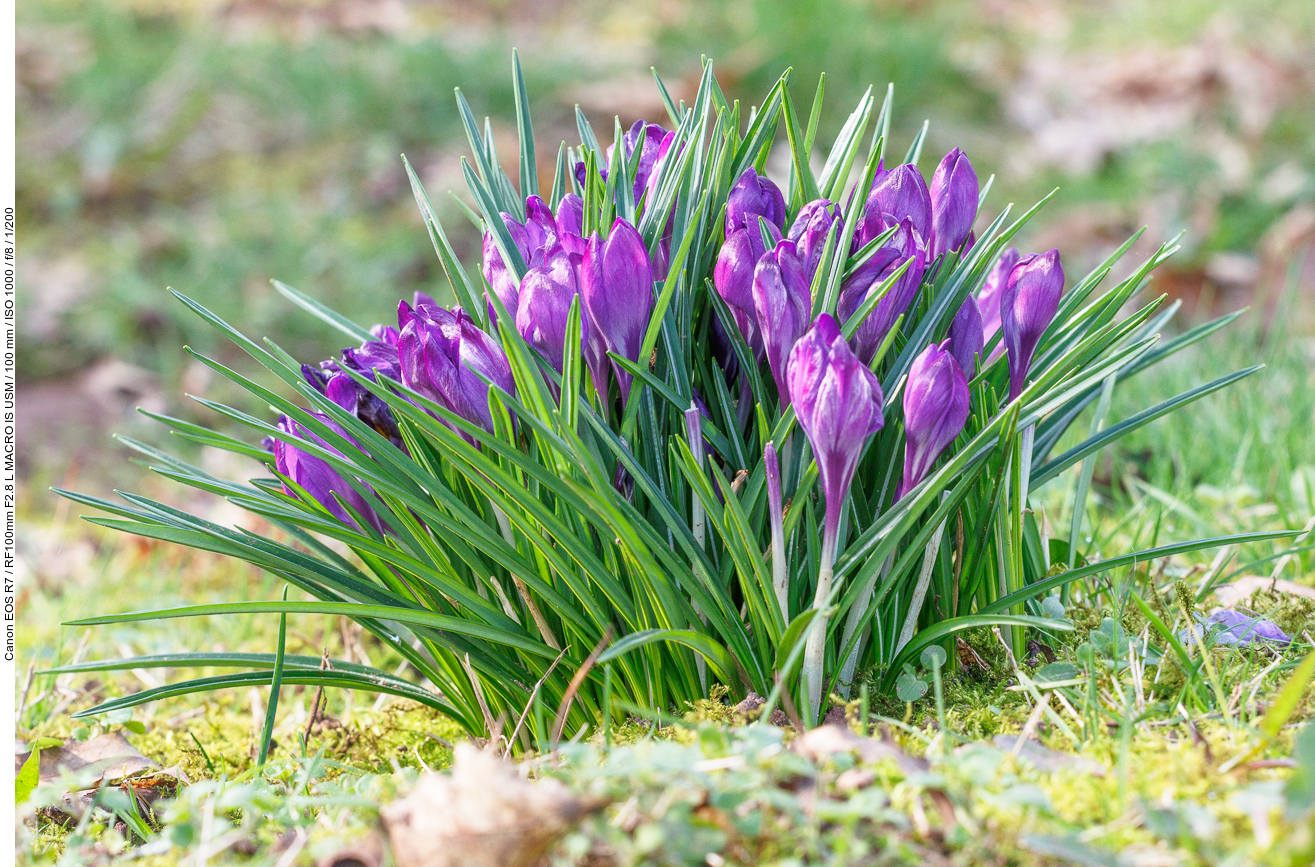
left=269, top=129, right=1070, bottom=723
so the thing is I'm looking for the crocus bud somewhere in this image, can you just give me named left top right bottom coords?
left=482, top=214, right=533, bottom=318
left=645, top=129, right=678, bottom=203
left=1002, top=249, right=1064, bottom=401
left=838, top=218, right=926, bottom=363
left=580, top=218, right=654, bottom=405
left=725, top=168, right=787, bottom=237
left=272, top=413, right=384, bottom=534
left=555, top=194, right=584, bottom=239
left=863, top=164, right=931, bottom=241
left=714, top=223, right=780, bottom=356
left=899, top=340, right=970, bottom=499
left=752, top=239, right=812, bottom=406
left=605, top=120, right=669, bottom=203
left=788, top=198, right=843, bottom=280
left=516, top=244, right=586, bottom=374
left=947, top=295, right=984, bottom=378
left=524, top=195, right=558, bottom=251
left=787, top=314, right=885, bottom=537
left=929, top=148, right=978, bottom=259
left=399, top=304, right=515, bottom=435
left=977, top=247, right=1019, bottom=343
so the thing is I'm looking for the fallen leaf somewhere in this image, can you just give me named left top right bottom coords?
left=15, top=732, right=155, bottom=786
left=380, top=744, right=605, bottom=867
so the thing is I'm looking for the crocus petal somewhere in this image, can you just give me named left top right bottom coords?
left=863, top=164, right=931, bottom=241
left=274, top=413, right=384, bottom=534
left=839, top=218, right=926, bottom=363
left=929, top=148, right=979, bottom=259
left=725, top=168, right=787, bottom=237
left=481, top=214, right=532, bottom=318
left=516, top=246, right=585, bottom=374
left=947, top=294, right=985, bottom=378
left=1002, top=249, right=1064, bottom=401
left=579, top=218, right=654, bottom=405
left=786, top=314, right=885, bottom=534
left=977, top=247, right=1019, bottom=344
left=752, top=239, right=812, bottom=406
left=555, top=194, right=584, bottom=238
left=788, top=198, right=843, bottom=281
left=714, top=223, right=780, bottom=356
left=898, top=340, right=970, bottom=498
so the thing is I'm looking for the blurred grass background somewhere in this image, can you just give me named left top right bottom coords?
left=15, top=0, right=1315, bottom=517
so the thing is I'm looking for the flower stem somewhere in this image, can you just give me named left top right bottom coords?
left=895, top=517, right=947, bottom=655
left=803, top=507, right=840, bottom=724
left=765, top=441, right=788, bottom=621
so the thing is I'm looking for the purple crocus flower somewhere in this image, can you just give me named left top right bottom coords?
left=862, top=163, right=931, bottom=241
left=606, top=120, right=669, bottom=203
left=1001, top=249, right=1064, bottom=401
left=303, top=324, right=405, bottom=448
left=787, top=313, right=886, bottom=541
left=556, top=193, right=584, bottom=239
left=788, top=198, right=843, bottom=280
left=787, top=313, right=885, bottom=719
left=725, top=168, right=787, bottom=237
left=714, top=222, right=780, bottom=357
left=898, top=341, right=970, bottom=499
left=947, top=295, right=985, bottom=378
left=929, top=148, right=978, bottom=259
left=1179, top=610, right=1291, bottom=647
left=516, top=243, right=587, bottom=375
left=481, top=213, right=534, bottom=317
left=398, top=303, right=515, bottom=435
left=977, top=247, right=1019, bottom=344
left=271, top=413, right=384, bottom=534
left=579, top=217, right=654, bottom=405
left=837, top=218, right=927, bottom=363
left=751, top=239, right=812, bottom=407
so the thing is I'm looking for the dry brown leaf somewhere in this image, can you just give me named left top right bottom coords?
left=380, top=744, right=605, bottom=867
left=15, top=733, right=156, bottom=785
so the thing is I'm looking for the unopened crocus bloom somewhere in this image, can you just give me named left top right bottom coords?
left=609, top=120, right=669, bottom=203
left=788, top=198, right=843, bottom=280
left=516, top=243, right=588, bottom=375
left=838, top=218, right=927, bottom=363
left=899, top=341, right=970, bottom=499
left=929, top=148, right=978, bottom=259
left=725, top=168, right=787, bottom=236
left=977, top=247, right=1019, bottom=343
left=303, top=323, right=404, bottom=447
left=947, top=295, right=984, bottom=378
left=481, top=214, right=532, bottom=317
left=270, top=413, right=385, bottom=534
left=398, top=303, right=515, bottom=435
left=580, top=218, right=654, bottom=405
left=786, top=313, right=885, bottom=719
left=861, top=163, right=931, bottom=242
left=1001, top=249, right=1064, bottom=400
left=714, top=222, right=780, bottom=356
left=752, top=239, right=812, bottom=406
